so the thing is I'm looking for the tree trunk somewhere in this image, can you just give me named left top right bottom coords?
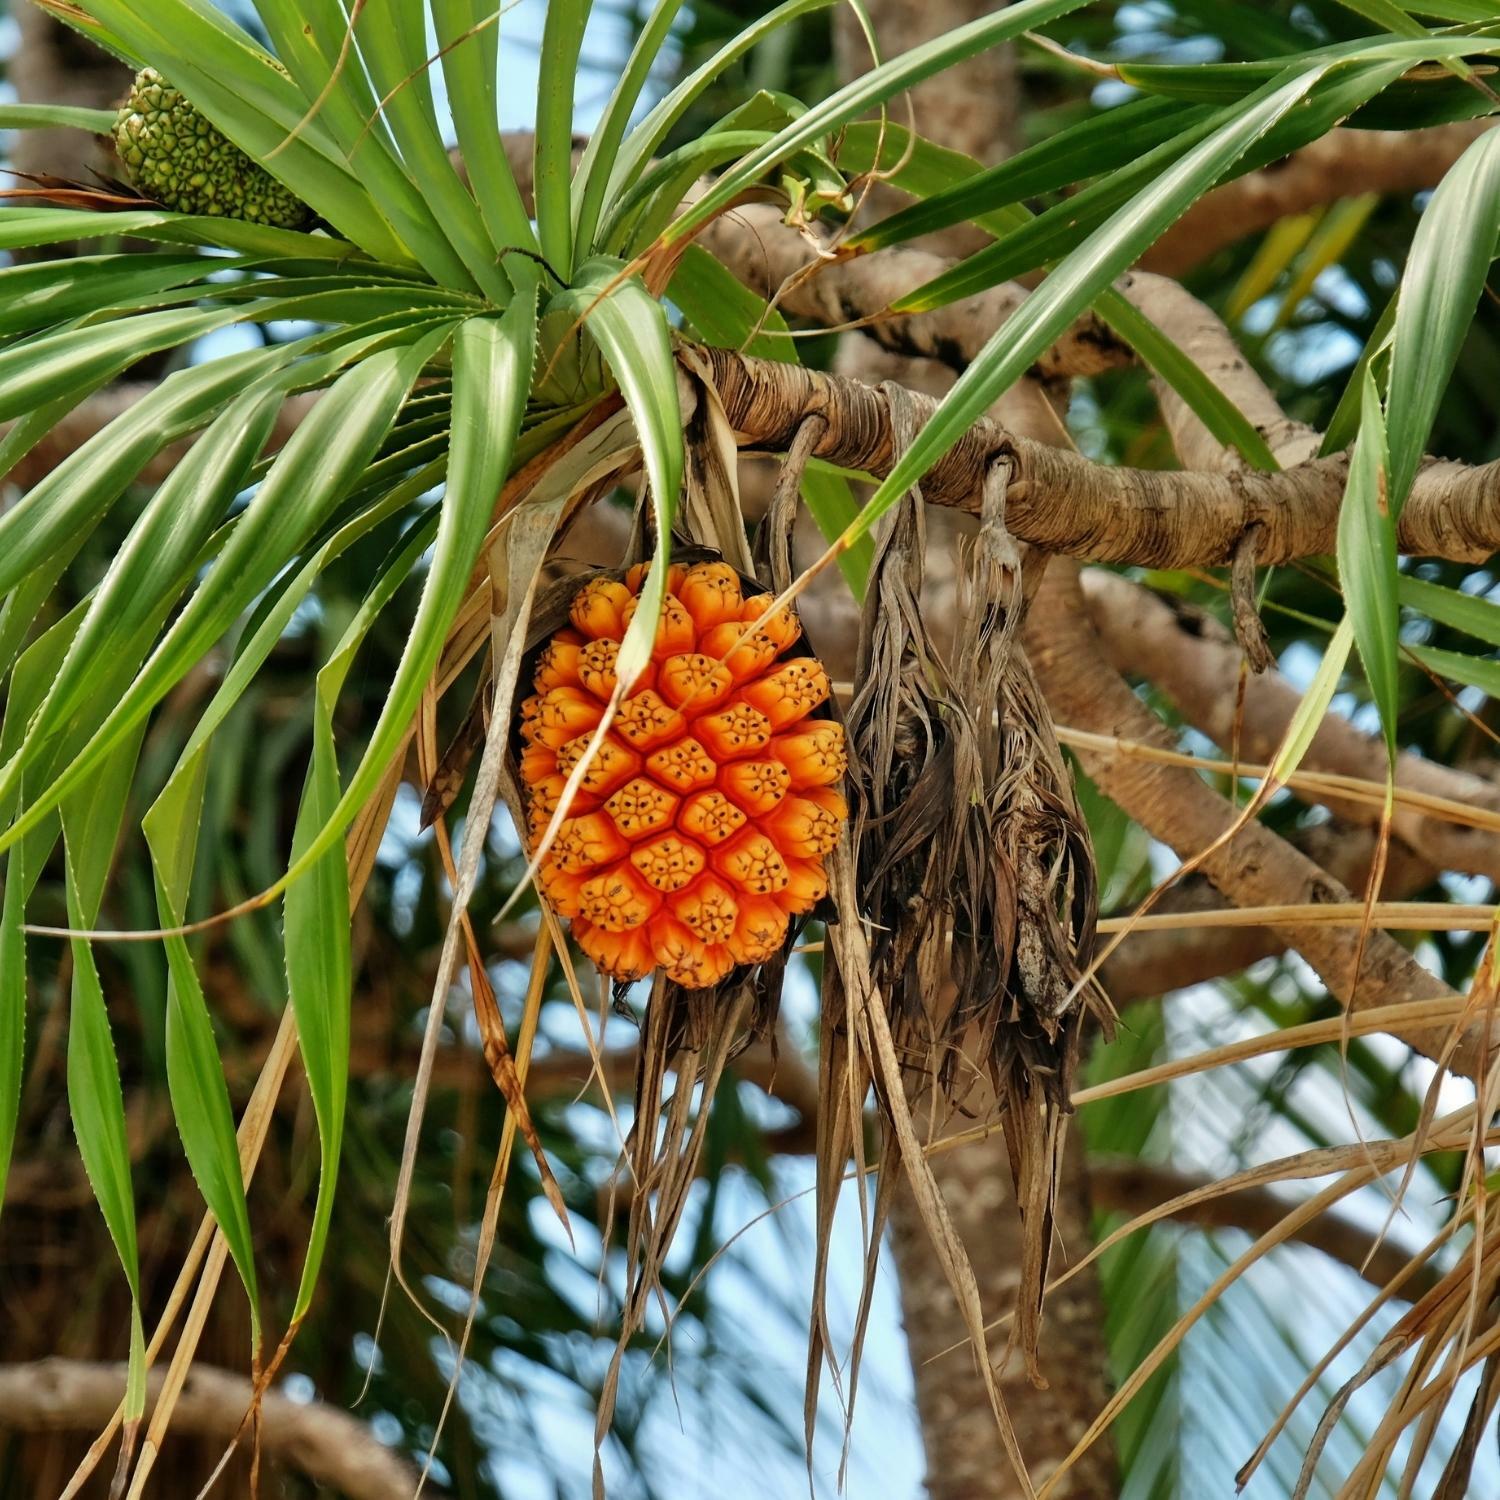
left=10, top=5, right=126, bottom=182
left=832, top=4, right=1120, bottom=1497
left=889, top=1134, right=1118, bottom=1499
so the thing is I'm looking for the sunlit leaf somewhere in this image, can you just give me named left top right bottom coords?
left=1336, top=368, right=1400, bottom=762
left=1384, top=126, right=1500, bottom=512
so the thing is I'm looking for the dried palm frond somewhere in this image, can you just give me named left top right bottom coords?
left=809, top=383, right=1111, bottom=1481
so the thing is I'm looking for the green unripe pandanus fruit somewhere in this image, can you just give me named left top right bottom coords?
left=113, top=68, right=310, bottom=229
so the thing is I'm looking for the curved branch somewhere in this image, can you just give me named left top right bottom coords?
left=699, top=201, right=1132, bottom=383
left=1024, top=559, right=1483, bottom=1078
left=0, top=1359, right=427, bottom=1499
left=1080, top=568, right=1500, bottom=883
left=1089, top=1158, right=1442, bottom=1298
left=1141, top=119, right=1500, bottom=277
left=1099, top=821, right=1435, bottom=1004
left=1114, top=271, right=1320, bottom=471
left=704, top=346, right=1500, bottom=565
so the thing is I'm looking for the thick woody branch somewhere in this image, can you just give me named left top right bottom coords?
left=1081, top=569, right=1500, bottom=883
left=1114, top=271, right=1320, bottom=471
left=699, top=201, right=1131, bottom=383
left=1025, top=560, right=1481, bottom=1077
left=1142, top=119, right=1500, bottom=277
left=1089, top=1158, right=1442, bottom=1298
left=703, top=346, right=1500, bottom=565
left=0, top=1359, right=426, bottom=1499
left=1099, top=821, right=1436, bottom=1004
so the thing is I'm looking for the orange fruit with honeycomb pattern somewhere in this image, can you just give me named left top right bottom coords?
left=518, top=560, right=848, bottom=989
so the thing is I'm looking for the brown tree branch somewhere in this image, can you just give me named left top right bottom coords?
left=699, top=201, right=1133, bottom=384
left=0, top=1359, right=428, bottom=1499
left=1080, top=568, right=1500, bottom=884
left=1114, top=271, right=1321, bottom=471
left=1025, top=559, right=1480, bottom=1077
left=703, top=346, right=1500, bottom=565
left=1089, top=1158, right=1443, bottom=1299
left=1141, top=120, right=1500, bottom=277
left=1099, top=821, right=1436, bottom=1005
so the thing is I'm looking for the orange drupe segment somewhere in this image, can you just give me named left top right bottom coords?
left=519, top=565, right=847, bottom=989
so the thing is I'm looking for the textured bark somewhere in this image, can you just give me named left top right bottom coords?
left=1142, top=119, right=1500, bottom=277
left=702, top=346, right=1500, bottom=565
left=1026, top=560, right=1480, bottom=1078
left=1098, top=821, right=1435, bottom=1005
left=0, top=1359, right=424, bottom=1499
left=890, top=1131, right=1117, bottom=1500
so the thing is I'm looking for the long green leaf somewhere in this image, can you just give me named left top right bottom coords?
left=161, top=909, right=263, bottom=1340
left=0, top=386, right=285, bottom=822
left=666, top=0, right=1091, bottom=244
left=0, top=329, right=451, bottom=858
left=0, top=103, right=117, bottom=132
left=283, top=703, right=350, bottom=1322
left=1407, top=642, right=1500, bottom=697
left=1337, top=368, right=1400, bottom=762
left=0, top=607, right=86, bottom=895
left=833, top=122, right=1027, bottom=239
left=0, top=840, right=23, bottom=1215
left=1320, top=287, right=1399, bottom=457
left=1384, top=127, right=1500, bottom=512
left=606, top=132, right=775, bottom=258
left=253, top=0, right=475, bottom=290
left=357, top=0, right=508, bottom=298
left=668, top=243, right=797, bottom=361
left=608, top=0, right=837, bottom=205
left=432, top=0, right=540, bottom=261
left=62, top=759, right=149, bottom=1423
left=274, top=299, right=536, bottom=894
left=0, top=253, right=234, bottom=338
left=834, top=68, right=1330, bottom=558
left=0, top=206, right=374, bottom=261
left=0, top=337, right=301, bottom=602
left=282, top=515, right=441, bottom=1320
left=1398, top=576, right=1500, bottom=647
left=0, top=304, right=244, bottom=423
left=1326, top=0, right=1489, bottom=90
left=143, top=729, right=262, bottom=1346
left=1271, top=617, right=1355, bottom=784
left=535, top=0, right=592, bottom=278
left=848, top=96, right=1208, bottom=253
left=895, top=55, right=1424, bottom=310
left=573, top=0, right=686, bottom=256
left=555, top=260, right=683, bottom=684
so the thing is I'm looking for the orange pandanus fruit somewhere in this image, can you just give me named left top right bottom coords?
left=518, top=561, right=848, bottom=989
